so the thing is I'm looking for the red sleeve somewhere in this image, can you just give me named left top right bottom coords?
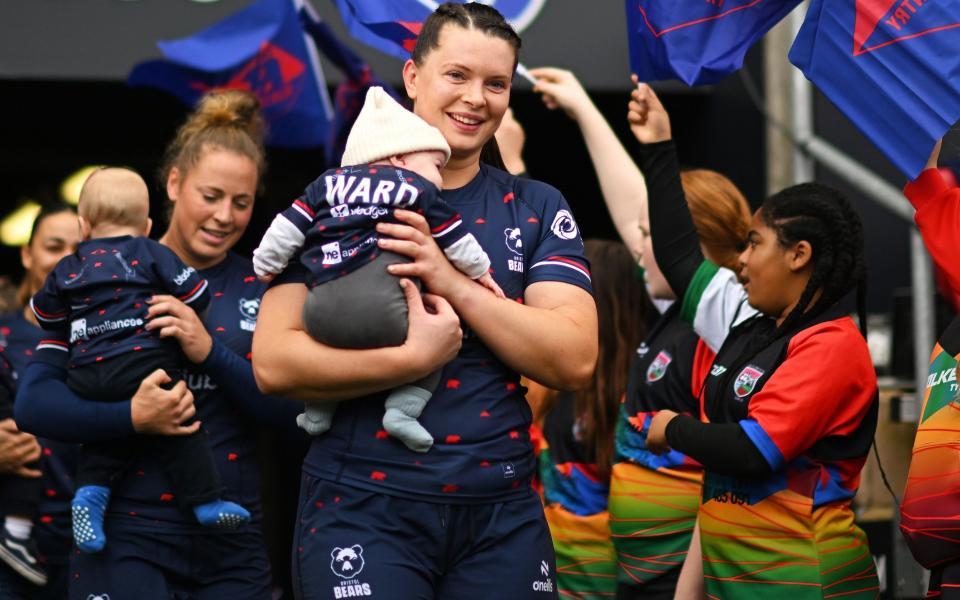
left=906, top=168, right=960, bottom=294
left=690, top=338, right=715, bottom=421
left=745, top=318, right=877, bottom=464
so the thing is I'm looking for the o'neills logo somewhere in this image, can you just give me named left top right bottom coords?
left=532, top=559, right=554, bottom=593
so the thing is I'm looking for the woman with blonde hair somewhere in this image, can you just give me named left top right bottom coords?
left=17, top=90, right=299, bottom=598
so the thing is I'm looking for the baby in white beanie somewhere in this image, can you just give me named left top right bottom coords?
left=254, top=87, right=502, bottom=452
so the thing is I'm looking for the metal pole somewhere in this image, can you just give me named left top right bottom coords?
left=799, top=136, right=914, bottom=222
left=789, top=2, right=814, bottom=184
left=910, top=230, right=935, bottom=397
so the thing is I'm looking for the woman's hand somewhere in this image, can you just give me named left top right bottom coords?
left=647, top=409, right=678, bottom=454
left=0, top=419, right=41, bottom=478
left=376, top=210, right=466, bottom=299
left=399, top=278, right=463, bottom=377
left=130, top=369, right=200, bottom=436
left=529, top=67, right=593, bottom=120
left=628, top=75, right=672, bottom=144
left=145, top=295, right=214, bottom=364
left=926, top=138, right=943, bottom=170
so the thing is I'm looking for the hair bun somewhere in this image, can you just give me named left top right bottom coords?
left=194, top=89, right=265, bottom=145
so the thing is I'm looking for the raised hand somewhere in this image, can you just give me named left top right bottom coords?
left=530, top=67, right=593, bottom=120
left=627, top=74, right=672, bottom=144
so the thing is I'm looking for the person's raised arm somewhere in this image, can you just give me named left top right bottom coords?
left=251, top=279, right=462, bottom=400
left=531, top=68, right=646, bottom=258
left=627, top=81, right=703, bottom=299
left=905, top=138, right=960, bottom=291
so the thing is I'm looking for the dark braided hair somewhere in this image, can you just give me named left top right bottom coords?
left=411, top=3, right=521, bottom=72
left=721, top=184, right=868, bottom=390
left=411, top=3, right=521, bottom=170
left=761, top=183, right=868, bottom=339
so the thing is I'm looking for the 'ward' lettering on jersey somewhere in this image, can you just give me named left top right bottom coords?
left=324, top=172, right=419, bottom=207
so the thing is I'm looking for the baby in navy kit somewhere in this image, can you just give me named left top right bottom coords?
left=30, top=168, right=250, bottom=553
left=253, top=87, right=503, bottom=452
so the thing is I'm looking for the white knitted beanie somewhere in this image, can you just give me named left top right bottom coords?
left=341, top=87, right=451, bottom=167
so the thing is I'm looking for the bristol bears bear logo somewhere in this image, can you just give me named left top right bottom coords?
left=238, top=298, right=260, bottom=332
left=504, top=228, right=523, bottom=255
left=87, top=595, right=110, bottom=600
left=330, top=545, right=365, bottom=579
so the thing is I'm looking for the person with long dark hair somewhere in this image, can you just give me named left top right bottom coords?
left=253, top=4, right=597, bottom=598
left=537, top=239, right=650, bottom=599
left=0, top=204, right=79, bottom=598
left=636, top=83, right=880, bottom=598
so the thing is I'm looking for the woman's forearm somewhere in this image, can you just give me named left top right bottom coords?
left=14, top=361, right=134, bottom=442
left=251, top=283, right=435, bottom=401
left=641, top=140, right=704, bottom=299
left=573, top=103, right=646, bottom=258
left=448, top=277, right=598, bottom=391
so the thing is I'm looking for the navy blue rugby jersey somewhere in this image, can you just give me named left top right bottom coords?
left=30, top=236, right=209, bottom=368
left=287, top=163, right=593, bottom=502
left=35, top=253, right=268, bottom=532
left=274, top=165, right=477, bottom=288
left=0, top=311, right=77, bottom=565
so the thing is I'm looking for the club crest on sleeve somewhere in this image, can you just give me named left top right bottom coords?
left=646, top=350, right=673, bottom=382
left=549, top=209, right=579, bottom=241
left=733, top=365, right=765, bottom=399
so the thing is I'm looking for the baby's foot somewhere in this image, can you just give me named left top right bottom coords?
left=193, top=500, right=250, bottom=529
left=72, top=486, right=110, bottom=553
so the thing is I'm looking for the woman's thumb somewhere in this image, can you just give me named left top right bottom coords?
left=399, top=279, right=423, bottom=314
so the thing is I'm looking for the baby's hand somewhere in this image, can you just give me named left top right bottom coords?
left=257, top=272, right=275, bottom=284
left=476, top=273, right=506, bottom=299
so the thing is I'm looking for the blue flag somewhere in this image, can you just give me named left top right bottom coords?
left=330, top=0, right=433, bottom=60
left=625, top=0, right=802, bottom=86
left=128, top=0, right=332, bottom=149
left=329, top=0, right=549, bottom=60
left=300, top=10, right=401, bottom=166
left=790, top=0, right=960, bottom=178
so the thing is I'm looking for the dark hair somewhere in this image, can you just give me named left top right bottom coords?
left=159, top=89, right=267, bottom=220
left=412, top=3, right=521, bottom=170
left=411, top=3, right=521, bottom=72
left=760, top=183, right=867, bottom=337
left=576, top=239, right=652, bottom=481
left=722, top=183, right=868, bottom=390
left=18, top=202, right=77, bottom=308
left=27, top=202, right=75, bottom=248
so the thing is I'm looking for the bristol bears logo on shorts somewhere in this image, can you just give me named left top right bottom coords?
left=238, top=298, right=259, bottom=332
left=330, top=545, right=365, bottom=579
left=646, top=350, right=673, bottom=382
left=733, top=365, right=765, bottom=399
left=550, top=210, right=579, bottom=240
left=87, top=595, right=110, bottom=600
